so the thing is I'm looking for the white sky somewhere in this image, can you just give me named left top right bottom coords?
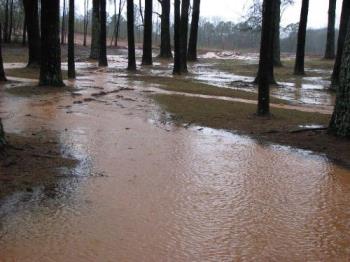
left=75, top=0, right=342, bottom=29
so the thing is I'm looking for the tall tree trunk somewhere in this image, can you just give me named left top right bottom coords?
left=294, top=0, right=309, bottom=75
left=39, top=0, right=64, bottom=87
left=8, top=0, right=14, bottom=43
left=329, top=21, right=350, bottom=137
left=324, top=0, right=336, bottom=59
left=187, top=0, right=201, bottom=61
left=23, top=0, right=41, bottom=67
left=61, top=0, right=66, bottom=44
left=4, top=0, right=9, bottom=43
left=331, top=0, right=350, bottom=90
left=99, top=0, right=108, bottom=67
left=257, top=0, right=276, bottom=116
left=127, top=0, right=136, bottom=70
left=22, top=17, right=27, bottom=46
left=115, top=0, right=123, bottom=47
left=0, top=24, right=7, bottom=82
left=142, top=0, right=153, bottom=65
left=173, top=0, right=181, bottom=74
left=68, top=0, right=75, bottom=78
left=138, top=0, right=144, bottom=23
left=159, top=0, right=172, bottom=58
left=179, top=0, right=190, bottom=73
left=83, top=0, right=88, bottom=47
left=273, top=0, right=282, bottom=67
left=90, top=0, right=101, bottom=59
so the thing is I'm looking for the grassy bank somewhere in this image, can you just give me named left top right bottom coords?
left=153, top=94, right=350, bottom=166
left=129, top=74, right=288, bottom=104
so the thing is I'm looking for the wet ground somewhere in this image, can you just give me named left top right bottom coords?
left=0, top=49, right=349, bottom=261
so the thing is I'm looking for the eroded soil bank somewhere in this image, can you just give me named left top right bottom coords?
left=0, top=46, right=349, bottom=261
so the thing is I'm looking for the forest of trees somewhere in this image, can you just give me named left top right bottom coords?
left=0, top=0, right=341, bottom=55
left=0, top=0, right=350, bottom=146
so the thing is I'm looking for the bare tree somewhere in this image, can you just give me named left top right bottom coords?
left=294, top=0, right=309, bottom=75
left=61, top=0, right=67, bottom=44
left=68, top=0, right=76, bottom=78
left=257, top=0, right=277, bottom=116
left=39, top=0, right=64, bottom=87
left=99, top=0, right=108, bottom=66
left=188, top=0, right=201, bottom=61
left=142, top=0, right=153, bottom=65
left=23, top=0, right=41, bottom=67
left=331, top=0, right=350, bottom=90
left=173, top=0, right=190, bottom=74
left=329, top=21, right=350, bottom=137
left=127, top=0, right=136, bottom=70
left=324, top=0, right=336, bottom=59
left=90, top=0, right=101, bottom=59
left=159, top=0, right=172, bottom=58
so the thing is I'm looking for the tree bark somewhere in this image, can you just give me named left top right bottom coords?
left=0, top=24, right=7, bottom=82
left=329, top=21, right=350, bottom=137
left=99, top=0, right=108, bottom=67
left=179, top=0, right=190, bottom=73
left=23, top=0, right=41, bottom=67
left=294, top=0, right=309, bottom=75
left=187, top=0, right=201, bottom=61
left=324, top=0, right=336, bottom=59
left=115, top=0, right=123, bottom=47
left=83, top=0, right=88, bottom=47
left=142, top=0, right=153, bottom=65
left=159, top=0, right=172, bottom=58
left=173, top=0, right=181, bottom=74
left=4, top=0, right=9, bottom=43
left=68, top=0, right=75, bottom=78
left=8, top=0, right=14, bottom=43
left=331, top=0, right=350, bottom=90
left=273, top=0, right=282, bottom=67
left=138, top=0, right=144, bottom=23
left=61, top=0, right=66, bottom=44
left=90, top=0, right=101, bottom=59
left=22, top=17, right=27, bottom=46
left=39, top=0, right=64, bottom=87
left=127, top=0, right=136, bottom=70
left=257, top=0, right=276, bottom=116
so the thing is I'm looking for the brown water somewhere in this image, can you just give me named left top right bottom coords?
left=0, top=64, right=349, bottom=261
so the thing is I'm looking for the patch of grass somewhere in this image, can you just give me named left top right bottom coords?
left=5, top=67, right=69, bottom=80
left=213, top=57, right=334, bottom=82
left=153, top=94, right=329, bottom=134
left=130, top=74, right=288, bottom=104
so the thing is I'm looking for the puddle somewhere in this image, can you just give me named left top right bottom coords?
left=0, top=63, right=349, bottom=261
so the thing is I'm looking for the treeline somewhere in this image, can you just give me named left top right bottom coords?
left=281, top=27, right=339, bottom=55
left=0, top=0, right=340, bottom=57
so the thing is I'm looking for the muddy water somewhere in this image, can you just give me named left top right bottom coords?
left=0, top=67, right=350, bottom=261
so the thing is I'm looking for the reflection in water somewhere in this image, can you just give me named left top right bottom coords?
left=0, top=59, right=349, bottom=261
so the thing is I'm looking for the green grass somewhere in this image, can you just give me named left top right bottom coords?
left=213, top=57, right=334, bottom=82
left=130, top=74, right=288, bottom=104
left=153, top=94, right=330, bottom=134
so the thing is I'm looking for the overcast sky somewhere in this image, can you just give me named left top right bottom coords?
left=75, top=0, right=342, bottom=29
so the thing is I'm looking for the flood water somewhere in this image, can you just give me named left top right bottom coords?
left=0, top=57, right=349, bottom=261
